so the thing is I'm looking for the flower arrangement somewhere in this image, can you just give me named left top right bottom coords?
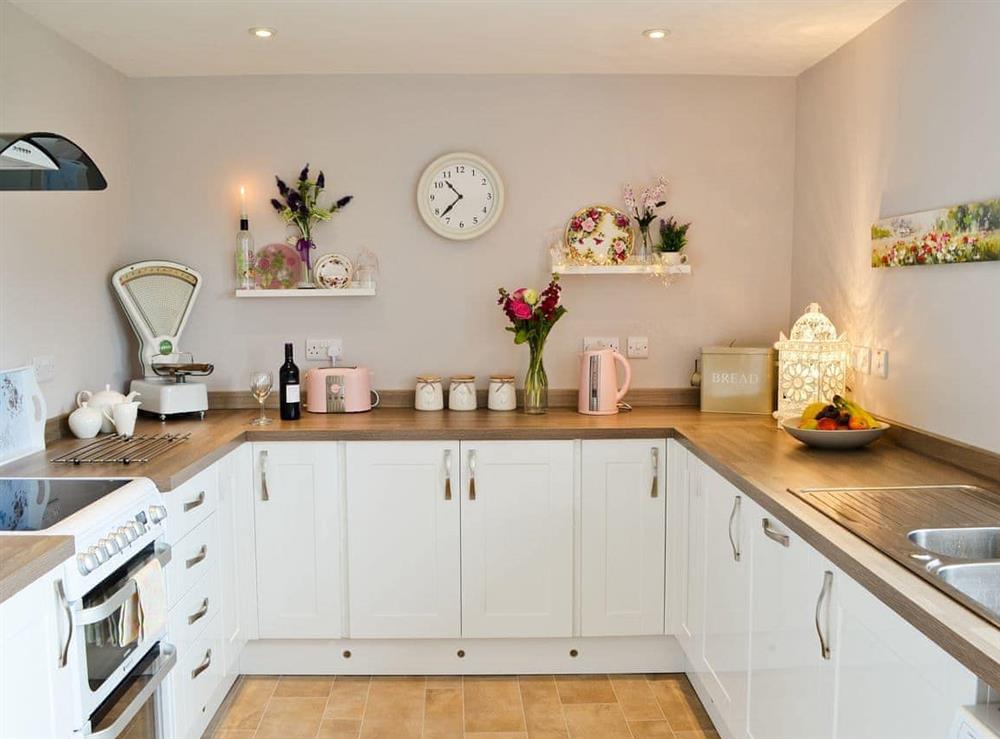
left=657, top=216, right=691, bottom=253
left=624, top=177, right=668, bottom=255
left=497, top=275, right=567, bottom=413
left=270, top=163, right=353, bottom=282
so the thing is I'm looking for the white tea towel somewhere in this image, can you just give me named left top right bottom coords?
left=134, top=556, right=167, bottom=642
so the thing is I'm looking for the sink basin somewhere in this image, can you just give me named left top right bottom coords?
left=936, top=562, right=1000, bottom=616
left=907, top=527, right=1000, bottom=560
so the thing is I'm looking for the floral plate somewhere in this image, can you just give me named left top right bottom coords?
left=314, top=253, right=354, bottom=289
left=564, top=205, right=633, bottom=265
left=254, top=243, right=301, bottom=289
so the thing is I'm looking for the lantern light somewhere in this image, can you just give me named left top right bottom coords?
left=774, top=303, right=851, bottom=425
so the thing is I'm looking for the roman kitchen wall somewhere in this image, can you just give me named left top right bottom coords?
left=0, top=2, right=133, bottom=415
left=125, top=74, right=796, bottom=393
left=791, top=0, right=1000, bottom=452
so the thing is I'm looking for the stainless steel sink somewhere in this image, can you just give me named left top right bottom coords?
left=937, top=562, right=1000, bottom=615
left=907, top=527, right=1000, bottom=560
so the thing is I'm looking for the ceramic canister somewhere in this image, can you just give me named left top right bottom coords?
left=488, top=374, right=516, bottom=411
left=415, top=375, right=444, bottom=411
left=448, top=375, right=477, bottom=411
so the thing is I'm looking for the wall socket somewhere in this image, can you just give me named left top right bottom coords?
left=32, top=355, right=56, bottom=383
left=626, top=336, right=649, bottom=359
left=852, top=346, right=872, bottom=375
left=583, top=336, right=619, bottom=352
left=305, top=338, right=343, bottom=362
left=873, top=348, right=889, bottom=379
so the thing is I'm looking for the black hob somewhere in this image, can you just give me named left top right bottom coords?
left=0, top=478, right=130, bottom=532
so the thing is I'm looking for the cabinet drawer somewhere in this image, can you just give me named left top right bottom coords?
left=168, top=562, right=219, bottom=649
left=164, top=466, right=218, bottom=544
left=166, top=514, right=219, bottom=608
left=171, top=613, right=223, bottom=739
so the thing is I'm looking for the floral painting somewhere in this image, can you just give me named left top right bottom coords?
left=563, top=205, right=633, bottom=265
left=871, top=197, right=1000, bottom=268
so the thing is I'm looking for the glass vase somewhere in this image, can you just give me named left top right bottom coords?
left=296, top=237, right=316, bottom=289
left=637, top=223, right=653, bottom=263
left=523, top=341, right=548, bottom=414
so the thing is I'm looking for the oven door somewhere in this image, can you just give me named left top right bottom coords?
left=81, top=641, right=176, bottom=739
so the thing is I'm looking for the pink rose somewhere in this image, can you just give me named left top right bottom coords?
left=581, top=217, right=596, bottom=232
left=570, top=218, right=582, bottom=231
left=615, top=214, right=629, bottom=228
left=512, top=288, right=526, bottom=300
left=511, top=300, right=533, bottom=320
left=257, top=257, right=272, bottom=271
left=588, top=208, right=600, bottom=220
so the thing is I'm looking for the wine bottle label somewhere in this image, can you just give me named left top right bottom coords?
left=285, top=384, right=300, bottom=403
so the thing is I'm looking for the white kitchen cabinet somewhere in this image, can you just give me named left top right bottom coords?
left=580, top=439, right=666, bottom=636
left=678, top=452, right=707, bottom=660
left=834, top=574, right=979, bottom=739
left=252, top=442, right=341, bottom=638
left=746, top=512, right=837, bottom=739
left=345, top=441, right=461, bottom=638
left=701, top=463, right=753, bottom=736
left=217, top=444, right=251, bottom=675
left=0, top=565, right=76, bottom=739
left=460, top=440, right=574, bottom=638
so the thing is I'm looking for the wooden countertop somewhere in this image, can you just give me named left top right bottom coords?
left=4, top=407, right=1000, bottom=688
left=0, top=534, right=75, bottom=604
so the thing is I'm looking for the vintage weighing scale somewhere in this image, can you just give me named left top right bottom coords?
left=112, top=260, right=214, bottom=420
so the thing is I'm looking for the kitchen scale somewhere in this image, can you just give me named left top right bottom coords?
left=112, top=260, right=213, bottom=420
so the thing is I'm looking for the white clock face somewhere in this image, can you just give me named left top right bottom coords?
left=417, top=153, right=504, bottom=240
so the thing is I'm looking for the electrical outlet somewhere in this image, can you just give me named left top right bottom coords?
left=583, top=336, right=619, bottom=352
left=627, top=336, right=649, bottom=359
left=852, top=346, right=872, bottom=375
left=32, top=355, right=55, bottom=383
left=873, top=348, right=889, bottom=379
left=306, top=338, right=343, bottom=362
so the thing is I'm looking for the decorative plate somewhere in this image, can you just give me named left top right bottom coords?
left=314, top=253, right=354, bottom=289
left=564, top=205, right=633, bottom=265
left=254, top=243, right=301, bottom=289
left=781, top=421, right=890, bottom=450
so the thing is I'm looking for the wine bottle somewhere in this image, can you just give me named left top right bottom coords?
left=279, top=342, right=301, bottom=420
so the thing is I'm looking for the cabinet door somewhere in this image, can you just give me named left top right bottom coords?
left=581, top=439, right=666, bottom=636
left=0, top=566, right=76, bottom=739
left=217, top=444, right=251, bottom=675
left=834, top=575, right=978, bottom=739
left=679, top=454, right=707, bottom=660
left=460, top=440, right=574, bottom=638
left=345, top=441, right=461, bottom=638
left=747, top=514, right=836, bottom=739
left=253, top=442, right=341, bottom=638
left=701, top=465, right=752, bottom=734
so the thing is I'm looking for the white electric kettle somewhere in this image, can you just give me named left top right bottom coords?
left=77, top=385, right=140, bottom=434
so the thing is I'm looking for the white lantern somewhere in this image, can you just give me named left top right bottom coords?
left=774, top=303, right=850, bottom=424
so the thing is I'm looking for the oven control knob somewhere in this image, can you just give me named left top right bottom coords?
left=148, top=505, right=168, bottom=524
left=99, top=537, right=118, bottom=557
left=77, top=551, right=99, bottom=575
left=132, top=520, right=147, bottom=537
left=119, top=525, right=138, bottom=543
left=90, top=545, right=109, bottom=565
left=112, top=530, right=130, bottom=550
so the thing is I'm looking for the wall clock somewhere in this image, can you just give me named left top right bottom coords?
left=417, top=152, right=504, bottom=240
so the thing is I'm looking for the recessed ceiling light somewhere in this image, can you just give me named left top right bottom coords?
left=249, top=27, right=276, bottom=39
left=643, top=28, right=669, bottom=40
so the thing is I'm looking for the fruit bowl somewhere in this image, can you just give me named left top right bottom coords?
left=782, top=421, right=890, bottom=450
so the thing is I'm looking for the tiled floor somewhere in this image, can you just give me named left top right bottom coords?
left=207, top=673, right=719, bottom=739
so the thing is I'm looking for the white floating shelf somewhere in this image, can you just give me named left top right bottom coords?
left=552, top=263, right=692, bottom=276
left=235, top=285, right=376, bottom=298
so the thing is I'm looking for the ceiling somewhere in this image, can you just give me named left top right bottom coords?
left=12, top=0, right=904, bottom=78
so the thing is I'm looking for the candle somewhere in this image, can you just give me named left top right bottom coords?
left=239, top=185, right=247, bottom=218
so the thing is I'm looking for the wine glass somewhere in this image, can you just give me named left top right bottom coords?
left=249, top=370, right=273, bottom=425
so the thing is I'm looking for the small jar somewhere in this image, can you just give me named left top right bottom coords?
left=488, top=374, right=516, bottom=411
left=415, top=375, right=443, bottom=411
left=448, top=375, right=477, bottom=411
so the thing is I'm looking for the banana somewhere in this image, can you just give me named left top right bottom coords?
left=801, top=401, right=827, bottom=423
left=833, top=395, right=878, bottom=428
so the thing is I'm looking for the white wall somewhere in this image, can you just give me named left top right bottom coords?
left=0, top=2, right=132, bottom=415
left=126, top=74, right=795, bottom=393
left=792, top=0, right=1000, bottom=452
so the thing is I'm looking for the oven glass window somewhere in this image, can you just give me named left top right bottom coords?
left=89, top=643, right=165, bottom=739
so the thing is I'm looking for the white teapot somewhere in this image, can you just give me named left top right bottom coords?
left=68, top=401, right=103, bottom=439
left=77, top=385, right=140, bottom=434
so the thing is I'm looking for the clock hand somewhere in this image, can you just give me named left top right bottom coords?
left=440, top=199, right=459, bottom=218
left=445, top=181, right=464, bottom=199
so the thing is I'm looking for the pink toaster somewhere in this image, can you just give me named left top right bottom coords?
left=304, top=366, right=380, bottom=413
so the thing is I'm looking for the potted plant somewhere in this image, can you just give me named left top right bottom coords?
left=656, top=216, right=691, bottom=266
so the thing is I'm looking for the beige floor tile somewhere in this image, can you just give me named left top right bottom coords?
left=358, top=716, right=422, bottom=739
left=629, top=719, right=674, bottom=738
left=363, top=676, right=426, bottom=721
left=326, top=676, right=371, bottom=720
left=317, top=718, right=362, bottom=738
left=217, top=676, right=278, bottom=731
left=211, top=731, right=255, bottom=739
left=562, top=703, right=632, bottom=739
left=674, top=731, right=720, bottom=739
left=610, top=675, right=664, bottom=721
left=464, top=676, right=527, bottom=733
left=424, top=687, right=463, bottom=737
left=255, top=696, right=327, bottom=739
left=426, top=675, right=463, bottom=689
left=274, top=675, right=335, bottom=698
left=519, top=676, right=569, bottom=738
left=646, top=675, right=715, bottom=733
left=555, top=675, right=618, bottom=704
left=464, top=734, right=529, bottom=738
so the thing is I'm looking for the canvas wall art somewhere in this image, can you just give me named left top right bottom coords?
left=871, top=197, right=1000, bottom=268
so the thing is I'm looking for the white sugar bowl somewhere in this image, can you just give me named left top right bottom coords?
left=68, top=401, right=104, bottom=439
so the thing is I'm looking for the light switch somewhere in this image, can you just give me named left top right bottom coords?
left=873, top=348, right=889, bottom=379
left=627, top=336, right=649, bottom=359
left=852, top=346, right=872, bottom=375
